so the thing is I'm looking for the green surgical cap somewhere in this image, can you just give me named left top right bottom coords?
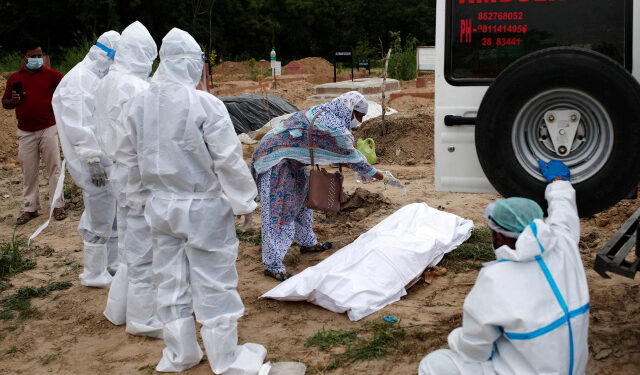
left=484, top=197, right=544, bottom=234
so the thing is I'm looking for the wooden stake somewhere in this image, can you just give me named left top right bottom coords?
left=381, top=48, right=392, bottom=135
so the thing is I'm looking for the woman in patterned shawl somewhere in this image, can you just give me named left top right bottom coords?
left=251, top=91, right=384, bottom=281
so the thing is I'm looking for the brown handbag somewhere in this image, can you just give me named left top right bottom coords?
left=304, top=111, right=344, bottom=213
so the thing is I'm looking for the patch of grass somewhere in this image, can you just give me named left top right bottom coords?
left=0, top=280, right=10, bottom=292
left=307, top=322, right=408, bottom=371
left=236, top=228, right=261, bottom=246
left=138, top=364, right=155, bottom=373
left=6, top=345, right=17, bottom=354
left=0, top=282, right=72, bottom=322
left=305, top=328, right=358, bottom=351
left=340, top=322, right=405, bottom=362
left=0, top=231, right=36, bottom=279
left=440, top=227, right=495, bottom=273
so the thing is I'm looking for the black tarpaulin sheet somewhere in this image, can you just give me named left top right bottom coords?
left=220, top=94, right=299, bottom=134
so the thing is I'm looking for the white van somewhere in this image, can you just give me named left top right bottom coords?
left=434, top=0, right=640, bottom=216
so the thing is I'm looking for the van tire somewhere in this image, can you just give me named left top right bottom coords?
left=476, top=47, right=640, bottom=217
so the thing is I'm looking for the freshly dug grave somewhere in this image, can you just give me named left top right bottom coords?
left=352, top=106, right=434, bottom=166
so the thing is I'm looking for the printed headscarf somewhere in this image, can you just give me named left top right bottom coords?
left=312, top=91, right=369, bottom=133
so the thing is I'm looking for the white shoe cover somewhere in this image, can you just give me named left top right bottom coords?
left=125, top=283, right=163, bottom=338
left=103, top=263, right=128, bottom=325
left=79, top=242, right=112, bottom=288
left=201, top=316, right=267, bottom=375
left=107, top=237, right=120, bottom=275
left=220, top=343, right=267, bottom=375
left=156, top=316, right=203, bottom=372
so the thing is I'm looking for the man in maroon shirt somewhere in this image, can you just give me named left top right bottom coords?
left=2, top=38, right=66, bottom=224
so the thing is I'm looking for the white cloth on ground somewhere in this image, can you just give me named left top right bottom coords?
left=128, top=27, right=264, bottom=374
left=418, top=181, right=589, bottom=375
left=262, top=202, right=474, bottom=321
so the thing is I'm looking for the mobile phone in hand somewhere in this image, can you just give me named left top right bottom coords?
left=12, top=81, right=23, bottom=100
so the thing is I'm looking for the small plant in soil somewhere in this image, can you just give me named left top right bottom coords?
left=0, top=231, right=35, bottom=279
left=236, top=228, right=261, bottom=246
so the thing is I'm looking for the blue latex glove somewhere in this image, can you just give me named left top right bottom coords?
left=538, top=160, right=570, bottom=183
left=383, top=315, right=398, bottom=323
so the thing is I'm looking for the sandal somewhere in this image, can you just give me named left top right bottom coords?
left=16, top=211, right=40, bottom=225
left=53, top=208, right=67, bottom=221
left=264, top=269, right=293, bottom=281
left=300, top=242, right=333, bottom=254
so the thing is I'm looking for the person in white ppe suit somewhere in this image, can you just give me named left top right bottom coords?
left=51, top=31, right=120, bottom=288
left=124, top=28, right=266, bottom=374
left=419, top=160, right=589, bottom=375
left=94, top=21, right=162, bottom=338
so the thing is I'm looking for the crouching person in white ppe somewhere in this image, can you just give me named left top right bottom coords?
left=94, top=21, right=162, bottom=338
left=124, top=27, right=267, bottom=374
left=419, top=160, right=589, bottom=375
left=52, top=31, right=120, bottom=288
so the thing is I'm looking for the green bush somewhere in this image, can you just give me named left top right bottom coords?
left=54, top=38, right=94, bottom=74
left=387, top=32, right=418, bottom=81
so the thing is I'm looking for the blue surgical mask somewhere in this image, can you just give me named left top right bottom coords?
left=26, top=57, right=43, bottom=70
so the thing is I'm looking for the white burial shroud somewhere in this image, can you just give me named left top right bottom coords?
left=261, top=203, right=474, bottom=321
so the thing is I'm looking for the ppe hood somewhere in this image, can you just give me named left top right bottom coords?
left=153, top=28, right=204, bottom=88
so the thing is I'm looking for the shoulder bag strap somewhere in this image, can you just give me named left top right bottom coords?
left=307, top=110, right=323, bottom=167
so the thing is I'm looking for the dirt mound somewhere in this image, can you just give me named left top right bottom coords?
left=0, top=76, right=19, bottom=168
left=212, top=60, right=271, bottom=81
left=291, top=57, right=333, bottom=76
left=352, top=107, right=434, bottom=165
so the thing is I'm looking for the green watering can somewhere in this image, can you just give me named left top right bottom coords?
left=357, top=138, right=378, bottom=164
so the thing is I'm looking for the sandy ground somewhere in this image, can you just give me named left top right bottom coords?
left=0, top=70, right=638, bottom=374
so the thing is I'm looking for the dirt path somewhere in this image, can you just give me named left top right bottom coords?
left=0, top=73, right=638, bottom=374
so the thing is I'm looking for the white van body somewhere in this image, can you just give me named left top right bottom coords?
left=434, top=0, right=640, bottom=194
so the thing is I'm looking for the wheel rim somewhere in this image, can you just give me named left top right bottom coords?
left=512, top=89, right=614, bottom=184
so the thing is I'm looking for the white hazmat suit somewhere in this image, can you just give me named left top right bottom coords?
left=124, top=28, right=266, bottom=374
left=419, top=180, right=589, bottom=375
left=52, top=31, right=120, bottom=288
left=94, top=21, right=162, bottom=338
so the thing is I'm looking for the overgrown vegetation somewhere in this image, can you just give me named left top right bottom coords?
left=0, top=232, right=36, bottom=279
left=236, top=228, right=261, bottom=246
left=440, top=227, right=495, bottom=273
left=0, top=282, right=72, bottom=322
